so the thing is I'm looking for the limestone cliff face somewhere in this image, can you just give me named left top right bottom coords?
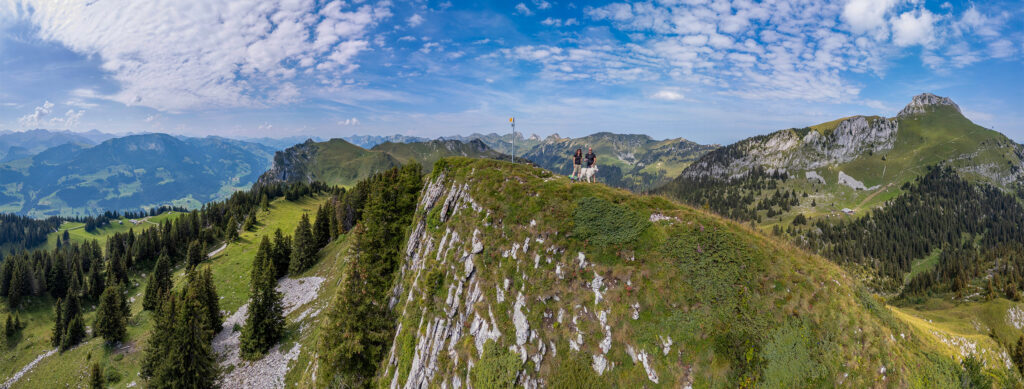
left=256, top=139, right=319, bottom=186
left=681, top=115, right=898, bottom=180
left=898, top=93, right=961, bottom=117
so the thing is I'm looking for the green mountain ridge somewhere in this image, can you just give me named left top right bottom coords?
left=659, top=93, right=1024, bottom=222
left=255, top=138, right=516, bottom=188
left=0, top=133, right=275, bottom=217
left=522, top=132, right=717, bottom=192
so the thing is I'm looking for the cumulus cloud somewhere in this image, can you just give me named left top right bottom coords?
left=841, top=0, right=898, bottom=39
left=339, top=118, right=360, bottom=126
left=515, top=3, right=532, bottom=16
left=890, top=9, right=937, bottom=47
left=407, top=14, right=425, bottom=27
left=532, top=0, right=551, bottom=10
left=3, top=0, right=391, bottom=111
left=17, top=101, right=84, bottom=129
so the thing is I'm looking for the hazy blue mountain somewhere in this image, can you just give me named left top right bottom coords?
left=0, top=133, right=275, bottom=217
left=342, top=134, right=430, bottom=149
left=0, top=129, right=118, bottom=162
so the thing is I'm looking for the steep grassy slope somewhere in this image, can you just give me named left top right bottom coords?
left=325, top=157, right=995, bottom=387
left=0, top=134, right=274, bottom=217
left=522, top=132, right=716, bottom=192
left=0, top=196, right=326, bottom=388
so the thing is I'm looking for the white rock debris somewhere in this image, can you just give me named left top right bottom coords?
left=592, top=271, right=605, bottom=305
left=471, top=229, right=484, bottom=254
left=659, top=335, right=673, bottom=356
left=631, top=303, right=641, bottom=320
left=216, top=276, right=323, bottom=389
left=805, top=170, right=825, bottom=184
left=638, top=349, right=659, bottom=383
left=598, top=310, right=612, bottom=354
left=649, top=213, right=678, bottom=223
left=1007, top=306, right=1024, bottom=329
left=496, top=284, right=505, bottom=303
left=555, top=263, right=564, bottom=280
left=592, top=354, right=608, bottom=376
left=513, top=292, right=531, bottom=346
left=578, top=252, right=588, bottom=268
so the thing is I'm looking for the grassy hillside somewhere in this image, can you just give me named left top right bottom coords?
left=1, top=196, right=327, bottom=388
left=360, top=157, right=1010, bottom=387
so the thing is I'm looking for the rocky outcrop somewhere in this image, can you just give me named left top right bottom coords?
left=256, top=139, right=318, bottom=186
left=898, top=93, right=960, bottom=117
left=681, top=115, right=898, bottom=180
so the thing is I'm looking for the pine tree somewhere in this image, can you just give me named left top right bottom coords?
left=272, top=229, right=292, bottom=279
left=62, top=313, right=85, bottom=351
left=260, top=194, right=269, bottom=212
left=226, top=216, right=240, bottom=241
left=90, top=363, right=104, bottom=389
left=186, top=241, right=203, bottom=269
left=94, top=283, right=128, bottom=344
left=51, top=297, right=64, bottom=348
left=141, top=293, right=176, bottom=379
left=289, top=214, right=316, bottom=274
left=197, top=267, right=222, bottom=334
left=4, top=314, right=13, bottom=338
left=1014, top=336, right=1024, bottom=375
left=143, top=252, right=173, bottom=311
left=252, top=236, right=274, bottom=288
left=313, top=204, right=331, bottom=249
left=152, top=287, right=219, bottom=388
left=240, top=246, right=284, bottom=360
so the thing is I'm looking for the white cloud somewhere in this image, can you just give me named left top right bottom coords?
left=145, top=114, right=161, bottom=123
left=4, top=0, right=391, bottom=111
left=841, top=0, right=898, bottom=39
left=17, top=100, right=54, bottom=127
left=515, top=3, right=532, bottom=16
left=651, top=89, right=685, bottom=101
left=338, top=117, right=360, bottom=126
left=407, top=14, right=425, bottom=27
left=420, top=42, right=442, bottom=54
left=890, top=9, right=937, bottom=47
left=17, top=101, right=84, bottom=129
left=532, top=0, right=551, bottom=10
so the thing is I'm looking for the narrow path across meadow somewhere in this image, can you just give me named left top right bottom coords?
left=1, top=348, right=57, bottom=389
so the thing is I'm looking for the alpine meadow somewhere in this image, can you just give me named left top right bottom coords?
left=2, top=0, right=1024, bottom=388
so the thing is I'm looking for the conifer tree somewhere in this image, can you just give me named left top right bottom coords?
left=51, top=297, right=64, bottom=348
left=197, top=267, right=222, bottom=334
left=152, top=287, right=219, bottom=388
left=143, top=252, right=173, bottom=311
left=90, top=363, right=104, bottom=389
left=186, top=241, right=203, bottom=269
left=94, top=282, right=128, bottom=344
left=240, top=245, right=284, bottom=359
left=226, top=216, right=240, bottom=241
left=61, top=313, right=85, bottom=351
left=289, top=214, right=316, bottom=273
left=4, top=314, right=13, bottom=338
left=272, top=229, right=292, bottom=279
left=313, top=204, right=331, bottom=249
left=252, top=236, right=274, bottom=287
left=260, top=194, right=270, bottom=212
left=141, top=293, right=176, bottom=379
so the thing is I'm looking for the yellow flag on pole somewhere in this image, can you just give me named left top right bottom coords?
left=509, top=117, right=514, bottom=123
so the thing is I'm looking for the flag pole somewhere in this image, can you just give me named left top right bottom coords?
left=510, top=117, right=516, bottom=163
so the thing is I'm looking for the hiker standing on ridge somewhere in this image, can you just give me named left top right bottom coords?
left=584, top=147, right=597, bottom=183
left=571, top=148, right=583, bottom=181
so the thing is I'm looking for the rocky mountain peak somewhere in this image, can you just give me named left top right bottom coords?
left=898, top=93, right=960, bottom=117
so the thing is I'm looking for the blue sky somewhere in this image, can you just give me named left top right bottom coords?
left=0, top=0, right=1022, bottom=145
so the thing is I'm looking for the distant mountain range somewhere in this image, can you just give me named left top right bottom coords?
left=0, top=133, right=274, bottom=217
left=0, top=129, right=117, bottom=162
left=256, top=138, right=516, bottom=187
